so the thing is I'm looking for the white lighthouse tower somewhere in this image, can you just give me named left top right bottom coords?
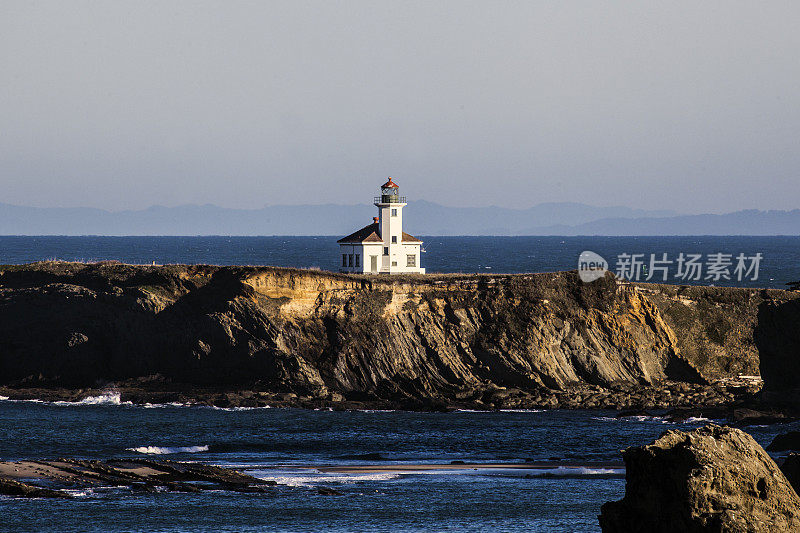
left=337, top=177, right=425, bottom=274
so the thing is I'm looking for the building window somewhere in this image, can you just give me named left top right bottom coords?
left=342, top=254, right=347, bottom=267
left=391, top=261, right=397, bottom=267
left=383, top=247, right=388, bottom=255
left=391, top=236, right=397, bottom=244
left=355, top=254, right=360, bottom=267
left=348, top=254, right=353, bottom=267
left=407, top=254, right=416, bottom=267
left=391, top=208, right=397, bottom=217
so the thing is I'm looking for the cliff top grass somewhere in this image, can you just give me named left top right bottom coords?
left=0, top=259, right=568, bottom=284
left=0, top=260, right=796, bottom=298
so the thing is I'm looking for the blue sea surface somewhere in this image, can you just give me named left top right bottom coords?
left=1, top=399, right=797, bottom=532
left=1, top=236, right=798, bottom=531
left=0, top=235, right=797, bottom=288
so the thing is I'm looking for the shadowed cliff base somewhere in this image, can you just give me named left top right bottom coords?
left=0, top=261, right=797, bottom=412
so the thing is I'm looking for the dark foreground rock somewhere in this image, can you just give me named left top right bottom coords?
left=599, top=424, right=800, bottom=532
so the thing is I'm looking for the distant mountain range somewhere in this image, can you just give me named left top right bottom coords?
left=0, top=201, right=797, bottom=236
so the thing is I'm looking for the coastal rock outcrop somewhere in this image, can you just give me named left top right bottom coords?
left=0, top=263, right=691, bottom=393
left=0, top=459, right=276, bottom=497
left=599, top=424, right=800, bottom=532
left=767, top=431, right=800, bottom=452
left=0, top=261, right=796, bottom=408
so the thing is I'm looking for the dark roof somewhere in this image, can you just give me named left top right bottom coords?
left=337, top=223, right=382, bottom=243
left=402, top=232, right=422, bottom=243
left=337, top=222, right=423, bottom=244
left=381, top=177, right=399, bottom=188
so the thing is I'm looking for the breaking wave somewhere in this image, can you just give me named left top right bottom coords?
left=593, top=414, right=718, bottom=425
left=142, top=402, right=191, bottom=408
left=1, top=392, right=130, bottom=406
left=522, top=466, right=624, bottom=477
left=209, top=405, right=271, bottom=411
left=592, top=415, right=668, bottom=423
left=252, top=471, right=400, bottom=487
left=60, top=392, right=125, bottom=405
left=127, top=445, right=210, bottom=455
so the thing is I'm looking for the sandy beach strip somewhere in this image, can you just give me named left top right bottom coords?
left=0, top=460, right=161, bottom=481
left=293, top=461, right=624, bottom=474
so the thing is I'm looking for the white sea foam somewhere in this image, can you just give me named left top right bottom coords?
left=141, top=402, right=194, bottom=408
left=52, top=392, right=130, bottom=406
left=592, top=415, right=666, bottom=423
left=127, top=445, right=210, bottom=455
left=453, top=408, right=544, bottom=413
left=209, top=405, right=271, bottom=411
left=78, top=392, right=124, bottom=405
left=252, top=471, right=400, bottom=487
left=525, top=466, right=624, bottom=476
left=396, top=466, right=625, bottom=478
left=0, top=395, right=272, bottom=409
left=0, top=394, right=131, bottom=406
left=595, top=414, right=720, bottom=425
left=63, top=489, right=93, bottom=497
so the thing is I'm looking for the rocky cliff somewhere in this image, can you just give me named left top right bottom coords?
left=0, top=262, right=796, bottom=408
left=640, top=282, right=800, bottom=406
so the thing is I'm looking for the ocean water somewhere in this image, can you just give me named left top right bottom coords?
left=1, top=236, right=798, bottom=531
left=1, top=399, right=798, bottom=532
left=0, top=235, right=798, bottom=288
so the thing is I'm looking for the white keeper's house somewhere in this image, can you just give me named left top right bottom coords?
left=337, top=177, right=425, bottom=274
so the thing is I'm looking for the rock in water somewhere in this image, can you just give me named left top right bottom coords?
left=599, top=424, right=800, bottom=532
left=780, top=454, right=800, bottom=495
left=767, top=431, right=800, bottom=451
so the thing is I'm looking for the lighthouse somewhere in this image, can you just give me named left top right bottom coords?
left=337, top=177, right=425, bottom=274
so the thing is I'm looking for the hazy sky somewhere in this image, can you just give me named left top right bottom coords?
left=1, top=1, right=798, bottom=213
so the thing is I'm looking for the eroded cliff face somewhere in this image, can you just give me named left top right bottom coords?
left=0, top=262, right=795, bottom=406
left=635, top=284, right=798, bottom=379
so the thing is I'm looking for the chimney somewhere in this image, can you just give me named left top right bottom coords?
left=373, top=217, right=379, bottom=223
